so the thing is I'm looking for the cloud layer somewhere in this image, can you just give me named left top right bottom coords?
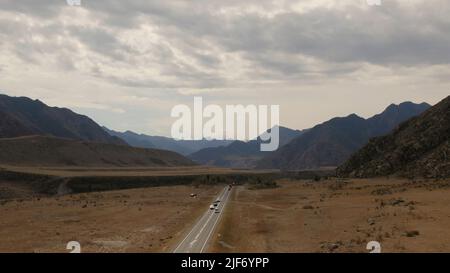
left=0, top=0, right=449, bottom=136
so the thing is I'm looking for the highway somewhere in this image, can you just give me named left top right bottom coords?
left=173, top=186, right=232, bottom=253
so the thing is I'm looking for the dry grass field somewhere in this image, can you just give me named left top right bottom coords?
left=211, top=178, right=450, bottom=253
left=2, top=175, right=450, bottom=253
left=0, top=184, right=222, bottom=253
left=0, top=165, right=276, bottom=177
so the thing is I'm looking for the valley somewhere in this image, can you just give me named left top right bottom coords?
left=0, top=93, right=448, bottom=253
left=1, top=0, right=450, bottom=261
left=2, top=176, right=450, bottom=253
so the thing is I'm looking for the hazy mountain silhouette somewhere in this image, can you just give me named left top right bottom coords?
left=105, top=128, right=233, bottom=156
left=189, top=126, right=305, bottom=168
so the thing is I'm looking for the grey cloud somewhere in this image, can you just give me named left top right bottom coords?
left=0, top=0, right=62, bottom=17
left=190, top=51, right=221, bottom=68
left=84, top=0, right=448, bottom=78
left=68, top=26, right=129, bottom=61
left=79, top=0, right=450, bottom=66
left=210, top=2, right=450, bottom=66
left=1, top=0, right=450, bottom=90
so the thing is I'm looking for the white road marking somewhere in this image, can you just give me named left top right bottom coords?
left=200, top=188, right=231, bottom=253
left=173, top=187, right=229, bottom=253
left=173, top=207, right=210, bottom=253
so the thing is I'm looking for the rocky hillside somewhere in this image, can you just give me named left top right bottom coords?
left=337, top=96, right=450, bottom=178
left=256, top=102, right=430, bottom=170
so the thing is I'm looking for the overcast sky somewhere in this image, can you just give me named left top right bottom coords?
left=0, top=0, right=449, bottom=136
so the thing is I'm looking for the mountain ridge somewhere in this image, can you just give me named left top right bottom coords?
left=104, top=127, right=234, bottom=156
left=337, top=96, right=450, bottom=178
left=256, top=101, right=431, bottom=170
left=0, top=94, right=125, bottom=145
left=189, top=126, right=306, bottom=168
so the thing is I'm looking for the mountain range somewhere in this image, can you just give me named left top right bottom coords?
left=189, top=126, right=305, bottom=168
left=0, top=94, right=195, bottom=167
left=255, top=102, right=430, bottom=170
left=337, top=96, right=449, bottom=178
left=104, top=128, right=233, bottom=156
left=0, top=93, right=439, bottom=173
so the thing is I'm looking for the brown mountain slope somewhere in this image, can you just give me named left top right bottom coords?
left=0, top=94, right=125, bottom=145
left=0, top=135, right=196, bottom=167
left=0, top=109, right=35, bottom=137
left=337, top=96, right=450, bottom=178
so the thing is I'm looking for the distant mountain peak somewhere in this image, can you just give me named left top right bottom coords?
left=383, top=101, right=431, bottom=113
left=347, top=113, right=363, bottom=119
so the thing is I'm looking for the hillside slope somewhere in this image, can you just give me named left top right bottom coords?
left=337, top=96, right=450, bottom=178
left=0, top=94, right=124, bottom=145
left=256, top=102, right=430, bottom=170
left=0, top=135, right=196, bottom=167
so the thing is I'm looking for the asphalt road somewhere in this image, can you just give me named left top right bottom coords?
left=173, top=186, right=232, bottom=253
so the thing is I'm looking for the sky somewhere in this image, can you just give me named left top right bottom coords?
left=0, top=0, right=449, bottom=137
